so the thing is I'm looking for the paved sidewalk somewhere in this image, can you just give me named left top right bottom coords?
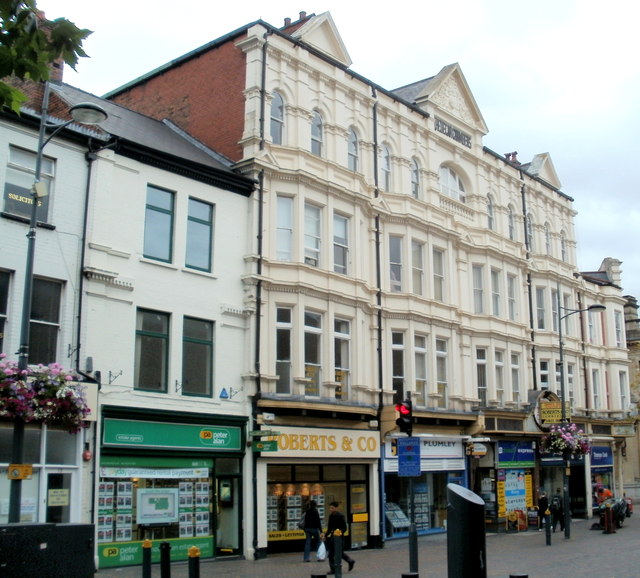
left=97, top=516, right=640, bottom=577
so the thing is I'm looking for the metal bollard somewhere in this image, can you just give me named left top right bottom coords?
left=142, top=539, right=152, bottom=578
left=545, top=511, right=551, bottom=546
left=333, top=530, right=343, bottom=578
left=160, top=541, right=171, bottom=578
left=401, top=573, right=420, bottom=577
left=188, top=546, right=200, bottom=578
left=603, top=503, right=615, bottom=534
left=447, top=484, right=487, bottom=578
left=509, top=575, right=529, bottom=578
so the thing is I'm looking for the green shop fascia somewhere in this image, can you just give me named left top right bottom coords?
left=97, top=411, right=246, bottom=569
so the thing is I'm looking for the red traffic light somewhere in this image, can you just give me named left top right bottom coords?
left=395, top=399, right=413, bottom=435
left=395, top=402, right=411, bottom=415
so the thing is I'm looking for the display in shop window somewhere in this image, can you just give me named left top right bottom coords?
left=267, top=482, right=325, bottom=537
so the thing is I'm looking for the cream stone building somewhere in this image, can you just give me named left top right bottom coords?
left=107, top=11, right=631, bottom=558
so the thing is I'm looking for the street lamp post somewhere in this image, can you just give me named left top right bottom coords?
left=555, top=280, right=605, bottom=539
left=8, top=81, right=107, bottom=523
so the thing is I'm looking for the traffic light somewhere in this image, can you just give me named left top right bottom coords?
left=395, top=399, right=413, bottom=436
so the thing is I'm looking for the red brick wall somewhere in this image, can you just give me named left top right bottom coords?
left=109, top=36, right=247, bottom=161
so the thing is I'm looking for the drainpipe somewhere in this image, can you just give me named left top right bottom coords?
left=520, top=181, right=538, bottom=391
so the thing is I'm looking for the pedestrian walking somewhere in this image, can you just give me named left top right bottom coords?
left=551, top=488, right=564, bottom=532
left=325, top=501, right=355, bottom=574
left=302, top=500, right=323, bottom=563
left=538, top=489, right=549, bottom=531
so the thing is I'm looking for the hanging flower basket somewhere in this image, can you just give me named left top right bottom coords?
left=540, top=423, right=590, bottom=457
left=0, top=354, right=90, bottom=433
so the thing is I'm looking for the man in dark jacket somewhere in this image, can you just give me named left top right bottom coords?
left=325, top=501, right=355, bottom=574
left=538, top=489, right=549, bottom=531
left=551, top=488, right=564, bottom=532
left=303, top=500, right=323, bottom=562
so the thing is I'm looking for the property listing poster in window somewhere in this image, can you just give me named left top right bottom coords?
left=179, top=482, right=194, bottom=537
left=195, top=482, right=210, bottom=536
left=115, top=481, right=134, bottom=542
left=97, top=482, right=115, bottom=543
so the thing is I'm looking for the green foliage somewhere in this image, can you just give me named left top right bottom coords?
left=0, top=0, right=91, bottom=112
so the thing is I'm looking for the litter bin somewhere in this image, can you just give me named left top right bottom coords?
left=447, top=484, right=487, bottom=578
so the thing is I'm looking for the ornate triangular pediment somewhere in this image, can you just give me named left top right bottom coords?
left=395, top=63, right=487, bottom=135
left=290, top=12, right=352, bottom=67
left=524, top=153, right=562, bottom=189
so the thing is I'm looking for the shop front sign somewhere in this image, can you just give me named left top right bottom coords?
left=102, top=419, right=242, bottom=451
left=264, top=426, right=380, bottom=458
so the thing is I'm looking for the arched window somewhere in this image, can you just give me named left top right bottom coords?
left=507, top=205, right=516, bottom=241
left=487, top=194, right=495, bottom=230
left=348, top=128, right=358, bottom=172
left=544, top=222, right=552, bottom=256
left=270, top=91, right=284, bottom=145
left=525, top=214, right=535, bottom=251
left=311, top=111, right=323, bottom=156
left=560, top=231, right=568, bottom=262
left=438, top=165, right=466, bottom=203
left=410, top=158, right=420, bottom=198
left=380, top=144, right=391, bottom=191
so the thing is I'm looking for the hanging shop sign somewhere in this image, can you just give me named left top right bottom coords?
left=102, top=418, right=242, bottom=451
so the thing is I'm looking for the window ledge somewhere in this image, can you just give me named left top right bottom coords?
left=1, top=211, right=56, bottom=229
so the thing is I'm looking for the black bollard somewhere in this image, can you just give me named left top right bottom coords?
left=545, top=511, right=552, bottom=545
left=188, top=545, right=200, bottom=578
left=334, top=530, right=343, bottom=578
left=142, top=539, right=152, bottom=578
left=160, top=541, right=171, bottom=578
left=447, top=483, right=487, bottom=578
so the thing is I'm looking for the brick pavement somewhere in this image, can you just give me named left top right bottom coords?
left=97, top=515, right=640, bottom=577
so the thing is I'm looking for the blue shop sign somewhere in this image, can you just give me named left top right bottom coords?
left=591, top=445, right=613, bottom=468
left=498, top=441, right=536, bottom=467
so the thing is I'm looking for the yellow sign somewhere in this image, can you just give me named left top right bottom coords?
left=352, top=513, right=368, bottom=523
left=540, top=401, right=570, bottom=424
left=48, top=488, right=70, bottom=507
left=7, top=464, right=32, bottom=480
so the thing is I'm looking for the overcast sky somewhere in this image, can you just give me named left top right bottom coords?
left=41, top=1, right=640, bottom=299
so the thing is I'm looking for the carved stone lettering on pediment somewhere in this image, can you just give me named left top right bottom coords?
left=432, top=75, right=475, bottom=126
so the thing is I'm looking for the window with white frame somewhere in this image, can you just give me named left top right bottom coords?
left=592, top=368, right=601, bottom=409
left=411, top=240, right=424, bottom=295
left=539, top=360, right=549, bottom=390
left=487, top=195, right=495, bottom=230
left=277, top=196, right=293, bottom=261
left=476, top=348, right=487, bottom=406
left=334, top=318, right=350, bottom=400
left=544, top=222, right=552, bottom=256
left=560, top=231, right=568, bottom=262
left=304, top=203, right=321, bottom=267
left=507, top=274, right=517, bottom=321
left=181, top=316, right=213, bottom=396
left=472, top=265, right=484, bottom=314
left=438, top=165, right=466, bottom=203
left=333, top=213, right=349, bottom=275
left=144, top=185, right=175, bottom=262
left=491, top=269, right=501, bottom=317
left=392, top=331, right=405, bottom=398
left=433, top=248, right=445, bottom=302
left=510, top=353, right=520, bottom=403
left=30, top=278, right=62, bottom=365
left=567, top=363, right=575, bottom=408
left=555, top=359, right=561, bottom=395
left=415, top=334, right=427, bottom=402
left=410, top=158, right=420, bottom=198
left=551, top=289, right=559, bottom=332
left=588, top=310, right=596, bottom=343
left=536, top=287, right=546, bottom=330
left=135, top=308, right=169, bottom=392
left=436, top=338, right=448, bottom=408
left=507, top=205, right=516, bottom=241
left=347, top=128, right=358, bottom=172
left=620, top=371, right=628, bottom=410
left=563, top=294, right=572, bottom=335
left=380, top=144, right=392, bottom=191
left=270, top=91, right=285, bottom=145
left=389, top=236, right=403, bottom=292
left=185, top=198, right=214, bottom=272
left=525, top=214, right=535, bottom=251
left=304, top=310, right=322, bottom=396
left=495, top=350, right=504, bottom=405
left=311, top=111, right=323, bottom=156
left=4, top=146, right=54, bottom=222
left=614, top=311, right=624, bottom=347
left=0, top=270, right=10, bottom=353
left=276, top=307, right=292, bottom=394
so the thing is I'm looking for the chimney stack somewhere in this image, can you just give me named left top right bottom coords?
left=284, top=17, right=291, bottom=26
left=299, top=11, right=307, bottom=20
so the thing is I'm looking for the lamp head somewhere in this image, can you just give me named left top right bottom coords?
left=587, top=304, right=606, bottom=313
left=69, top=102, right=108, bottom=125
